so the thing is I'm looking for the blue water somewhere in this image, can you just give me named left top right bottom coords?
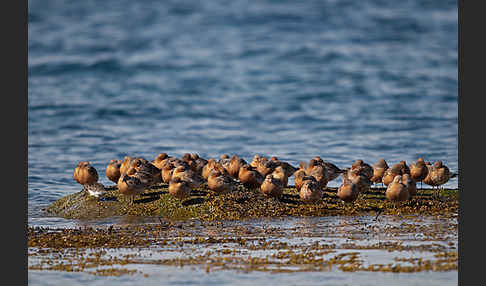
left=28, top=0, right=458, bottom=224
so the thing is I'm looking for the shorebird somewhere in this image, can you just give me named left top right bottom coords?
left=410, top=158, right=429, bottom=189
left=171, top=166, right=205, bottom=189
left=130, top=158, right=162, bottom=184
left=370, top=159, right=389, bottom=187
left=74, top=161, right=99, bottom=189
left=207, top=169, right=239, bottom=194
left=305, top=157, right=344, bottom=182
left=228, top=155, right=248, bottom=179
left=271, top=166, right=288, bottom=188
left=293, top=169, right=308, bottom=191
left=190, top=153, right=208, bottom=175
left=343, top=168, right=371, bottom=194
left=309, top=165, right=329, bottom=190
left=168, top=177, right=192, bottom=199
left=84, top=182, right=107, bottom=198
left=382, top=162, right=409, bottom=186
left=119, top=156, right=133, bottom=175
left=402, top=173, right=417, bottom=198
left=299, top=179, right=322, bottom=203
left=337, top=180, right=359, bottom=203
left=153, top=153, right=170, bottom=169
left=256, top=160, right=280, bottom=178
left=261, top=174, right=284, bottom=198
left=117, top=171, right=149, bottom=204
left=105, top=159, right=122, bottom=184
left=351, top=159, right=374, bottom=180
left=385, top=175, right=410, bottom=203
left=238, top=164, right=264, bottom=189
left=423, top=161, right=457, bottom=197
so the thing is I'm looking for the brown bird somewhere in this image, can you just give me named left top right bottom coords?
left=398, top=161, right=411, bottom=175
left=228, top=155, right=248, bottom=179
left=382, top=162, right=409, bottom=186
left=261, top=174, right=284, bottom=198
left=74, top=161, right=99, bottom=187
left=105, top=159, right=122, bottom=184
left=271, top=166, right=288, bottom=188
left=207, top=169, right=239, bottom=194
left=306, top=157, right=344, bottom=182
left=161, top=163, right=175, bottom=183
left=293, top=169, right=308, bottom=191
left=117, top=171, right=149, bottom=204
left=322, top=161, right=346, bottom=182
left=256, top=160, right=279, bottom=178
left=202, top=158, right=229, bottom=180
left=401, top=173, right=417, bottom=198
left=299, top=179, right=322, bottom=203
left=250, top=154, right=263, bottom=168
left=126, top=167, right=156, bottom=187
left=168, top=177, right=192, bottom=200
left=238, top=164, right=264, bottom=189
left=423, top=161, right=457, bottom=197
left=190, top=153, right=208, bottom=175
left=171, top=166, right=205, bottom=189
left=268, top=158, right=298, bottom=178
left=410, top=158, right=429, bottom=189
left=385, top=175, right=410, bottom=203
left=351, top=159, right=374, bottom=180
left=130, top=158, right=162, bottom=184
left=309, top=165, right=329, bottom=190
left=337, top=180, right=359, bottom=203
left=119, top=156, right=133, bottom=175
left=219, top=154, right=231, bottom=171
left=344, top=168, right=371, bottom=194
left=153, top=153, right=170, bottom=169
left=370, top=159, right=389, bottom=186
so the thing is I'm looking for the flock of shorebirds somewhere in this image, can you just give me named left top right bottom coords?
left=73, top=153, right=457, bottom=205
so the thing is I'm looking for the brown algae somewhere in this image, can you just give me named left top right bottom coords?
left=45, top=184, right=458, bottom=221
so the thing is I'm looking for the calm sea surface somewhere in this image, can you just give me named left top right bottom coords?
left=28, top=0, right=458, bottom=284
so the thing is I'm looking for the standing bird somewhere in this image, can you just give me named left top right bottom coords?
left=84, top=182, right=107, bottom=198
left=337, top=180, right=359, bottom=203
left=351, top=160, right=374, bottom=181
left=382, top=163, right=409, bottom=186
left=153, top=153, right=170, bottom=169
left=370, top=159, right=389, bottom=187
left=271, top=166, right=288, bottom=188
left=190, top=153, right=208, bottom=175
left=238, top=164, right=264, bottom=189
left=309, top=165, right=329, bottom=190
left=423, top=161, right=457, bottom=197
left=168, top=177, right=192, bottom=200
left=120, top=156, right=136, bottom=175
left=409, top=158, right=429, bottom=189
left=117, top=171, right=149, bottom=204
left=299, top=179, right=322, bottom=203
left=344, top=168, right=371, bottom=194
left=228, top=155, right=248, bottom=179
left=385, top=175, right=410, bottom=203
left=130, top=158, right=162, bottom=184
left=261, top=174, right=284, bottom=198
left=171, top=166, right=205, bottom=189
left=105, top=159, right=122, bottom=184
left=293, top=169, right=308, bottom=191
left=74, top=161, right=99, bottom=189
left=401, top=173, right=417, bottom=198
left=207, top=170, right=239, bottom=195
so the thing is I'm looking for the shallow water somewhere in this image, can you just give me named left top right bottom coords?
left=28, top=216, right=458, bottom=285
left=28, top=0, right=458, bottom=284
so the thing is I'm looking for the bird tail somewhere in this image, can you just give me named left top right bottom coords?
left=450, top=173, right=458, bottom=179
